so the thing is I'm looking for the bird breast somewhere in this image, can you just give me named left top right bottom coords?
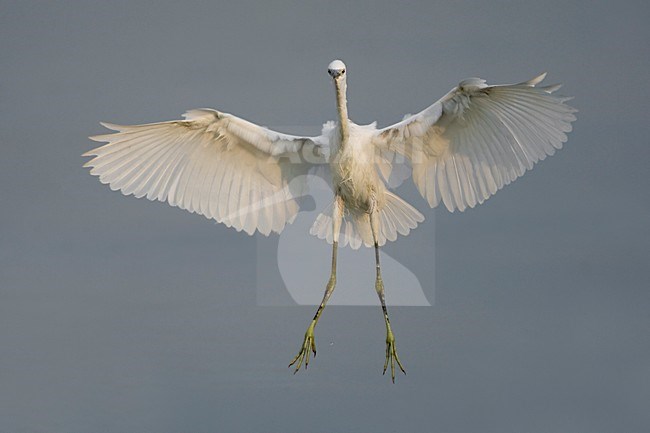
left=330, top=123, right=385, bottom=212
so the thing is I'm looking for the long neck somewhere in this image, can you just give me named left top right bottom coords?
left=334, top=79, right=350, bottom=144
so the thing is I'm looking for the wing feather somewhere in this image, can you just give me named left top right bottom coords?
left=374, top=74, right=577, bottom=212
left=84, top=109, right=327, bottom=235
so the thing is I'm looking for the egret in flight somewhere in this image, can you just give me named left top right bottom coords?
left=84, top=59, right=576, bottom=382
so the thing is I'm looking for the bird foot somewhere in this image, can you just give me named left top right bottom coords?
left=289, top=321, right=317, bottom=373
left=383, top=326, right=406, bottom=383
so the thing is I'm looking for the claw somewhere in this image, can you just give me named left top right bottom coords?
left=289, top=322, right=317, bottom=374
left=382, top=326, right=406, bottom=383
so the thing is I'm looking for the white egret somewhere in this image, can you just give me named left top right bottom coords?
left=84, top=59, right=576, bottom=382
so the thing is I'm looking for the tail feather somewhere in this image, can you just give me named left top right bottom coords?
left=310, top=192, right=424, bottom=249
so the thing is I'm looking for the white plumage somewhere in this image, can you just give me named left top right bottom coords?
left=84, top=60, right=576, bottom=381
left=84, top=68, right=575, bottom=245
left=85, top=109, right=326, bottom=236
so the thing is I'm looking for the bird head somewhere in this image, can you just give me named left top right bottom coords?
left=327, top=60, right=346, bottom=80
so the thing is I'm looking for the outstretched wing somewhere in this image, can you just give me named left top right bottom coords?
left=373, top=73, right=577, bottom=212
left=84, top=109, right=327, bottom=235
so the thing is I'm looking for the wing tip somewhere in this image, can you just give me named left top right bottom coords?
left=88, top=135, right=105, bottom=143
left=541, top=83, right=562, bottom=93
left=88, top=122, right=121, bottom=142
left=99, top=121, right=122, bottom=131
left=522, top=72, right=547, bottom=86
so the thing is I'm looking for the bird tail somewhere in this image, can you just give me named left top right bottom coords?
left=310, top=192, right=424, bottom=250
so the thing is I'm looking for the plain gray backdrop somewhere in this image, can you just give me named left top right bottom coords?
left=1, top=1, right=649, bottom=432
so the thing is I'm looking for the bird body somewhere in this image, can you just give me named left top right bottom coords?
left=329, top=60, right=383, bottom=215
left=313, top=120, right=422, bottom=249
left=84, top=59, right=576, bottom=381
left=332, top=121, right=385, bottom=211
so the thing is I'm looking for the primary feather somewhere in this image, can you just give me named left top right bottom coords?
left=84, top=109, right=326, bottom=236
left=373, top=73, right=577, bottom=212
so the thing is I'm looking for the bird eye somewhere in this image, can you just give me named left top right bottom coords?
left=342, top=69, right=346, bottom=73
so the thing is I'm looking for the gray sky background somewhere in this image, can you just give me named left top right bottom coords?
left=1, top=1, right=649, bottom=432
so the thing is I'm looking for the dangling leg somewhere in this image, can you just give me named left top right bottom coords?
left=370, top=208, right=406, bottom=382
left=289, top=196, right=344, bottom=373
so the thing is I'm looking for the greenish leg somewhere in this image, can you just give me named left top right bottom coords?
left=289, top=197, right=343, bottom=373
left=370, top=210, right=406, bottom=383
